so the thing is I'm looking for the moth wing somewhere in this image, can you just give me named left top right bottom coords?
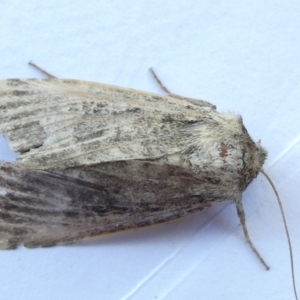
left=0, top=162, right=220, bottom=249
left=0, top=79, right=207, bottom=170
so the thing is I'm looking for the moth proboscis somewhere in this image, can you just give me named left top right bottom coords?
left=0, top=62, right=297, bottom=300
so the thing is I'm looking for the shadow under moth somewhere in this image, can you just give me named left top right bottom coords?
left=0, top=63, right=297, bottom=298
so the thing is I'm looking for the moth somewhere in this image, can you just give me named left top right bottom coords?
left=0, top=64, right=294, bottom=276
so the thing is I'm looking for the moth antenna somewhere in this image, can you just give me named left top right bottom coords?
left=149, top=68, right=216, bottom=109
left=261, top=169, right=298, bottom=300
left=28, top=61, right=56, bottom=78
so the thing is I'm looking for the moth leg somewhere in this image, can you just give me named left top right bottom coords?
left=235, top=199, right=270, bottom=270
left=28, top=61, right=56, bottom=78
left=149, top=68, right=216, bottom=110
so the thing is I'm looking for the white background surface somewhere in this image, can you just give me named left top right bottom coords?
left=0, top=1, right=300, bottom=299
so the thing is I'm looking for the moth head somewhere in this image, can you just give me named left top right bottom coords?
left=238, top=117, right=268, bottom=170
left=255, top=139, right=268, bottom=169
left=234, top=117, right=268, bottom=190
